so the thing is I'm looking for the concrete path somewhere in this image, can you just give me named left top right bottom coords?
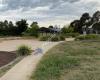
left=0, top=40, right=59, bottom=80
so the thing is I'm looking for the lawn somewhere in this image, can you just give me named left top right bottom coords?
left=31, top=41, right=100, bottom=80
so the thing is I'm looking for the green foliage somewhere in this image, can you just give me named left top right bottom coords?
left=92, top=22, right=100, bottom=33
left=16, top=19, right=28, bottom=35
left=61, top=26, right=74, bottom=34
left=70, top=11, right=100, bottom=34
left=75, top=34, right=100, bottom=40
left=59, top=35, right=65, bottom=40
left=17, top=45, right=32, bottom=56
left=25, top=22, right=39, bottom=37
left=61, top=26, right=79, bottom=38
left=39, top=35, right=50, bottom=41
left=0, top=19, right=28, bottom=36
left=51, top=36, right=59, bottom=41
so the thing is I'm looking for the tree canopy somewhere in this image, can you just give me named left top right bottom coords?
left=0, top=19, right=28, bottom=36
left=70, top=11, right=100, bottom=34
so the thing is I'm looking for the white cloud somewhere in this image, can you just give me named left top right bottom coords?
left=0, top=0, right=100, bottom=27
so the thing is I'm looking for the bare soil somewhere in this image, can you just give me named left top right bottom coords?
left=0, top=51, right=16, bottom=67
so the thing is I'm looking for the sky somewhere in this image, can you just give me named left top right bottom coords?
left=0, top=0, right=100, bottom=27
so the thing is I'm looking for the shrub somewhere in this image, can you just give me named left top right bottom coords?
left=75, top=34, right=100, bottom=40
left=59, top=35, right=65, bottom=41
left=61, top=26, right=74, bottom=34
left=51, top=36, right=59, bottom=41
left=39, top=35, right=50, bottom=41
left=17, top=45, right=32, bottom=56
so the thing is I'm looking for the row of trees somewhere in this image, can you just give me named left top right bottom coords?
left=70, top=11, right=100, bottom=34
left=0, top=19, right=28, bottom=36
left=0, top=19, right=40, bottom=36
left=0, top=19, right=63, bottom=37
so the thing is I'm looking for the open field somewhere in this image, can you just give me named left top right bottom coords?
left=31, top=41, right=100, bottom=80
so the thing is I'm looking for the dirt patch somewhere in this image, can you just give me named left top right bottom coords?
left=0, top=51, right=16, bottom=67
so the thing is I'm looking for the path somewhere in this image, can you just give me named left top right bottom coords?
left=0, top=40, right=60, bottom=80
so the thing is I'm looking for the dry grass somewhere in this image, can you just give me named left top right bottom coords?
left=31, top=41, right=100, bottom=80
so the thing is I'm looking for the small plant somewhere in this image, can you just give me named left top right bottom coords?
left=17, top=45, right=32, bottom=56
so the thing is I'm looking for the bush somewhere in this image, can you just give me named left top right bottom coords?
left=17, top=45, right=32, bottom=56
left=59, top=35, right=65, bottom=41
left=51, top=36, right=59, bottom=41
left=39, top=35, right=50, bottom=41
left=75, top=34, right=100, bottom=40
left=61, top=26, right=74, bottom=34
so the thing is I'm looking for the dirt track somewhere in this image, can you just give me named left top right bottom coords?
left=0, top=40, right=59, bottom=80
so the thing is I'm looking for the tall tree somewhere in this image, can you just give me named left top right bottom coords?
left=92, top=11, right=100, bottom=23
left=48, top=25, right=53, bottom=28
left=8, top=21, right=14, bottom=28
left=4, top=20, right=9, bottom=29
left=8, top=21, right=15, bottom=35
left=70, top=13, right=91, bottom=34
left=16, top=19, right=28, bottom=35
left=92, top=22, right=100, bottom=34
left=70, top=20, right=81, bottom=33
left=29, top=22, right=39, bottom=37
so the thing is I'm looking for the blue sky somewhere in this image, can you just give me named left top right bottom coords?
left=0, top=0, right=100, bottom=27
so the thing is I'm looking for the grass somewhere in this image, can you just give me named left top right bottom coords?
left=31, top=41, right=100, bottom=80
left=17, top=45, right=32, bottom=56
left=75, top=34, right=100, bottom=41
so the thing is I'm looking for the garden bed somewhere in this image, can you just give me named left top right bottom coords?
left=0, top=51, right=16, bottom=67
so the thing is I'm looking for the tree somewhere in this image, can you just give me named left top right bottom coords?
left=0, top=21, right=4, bottom=35
left=16, top=19, right=28, bottom=35
left=0, top=19, right=29, bottom=36
left=8, top=21, right=14, bottom=28
left=48, top=25, right=53, bottom=28
left=8, top=21, right=15, bottom=35
left=4, top=20, right=9, bottom=29
left=70, top=20, right=81, bottom=33
left=92, top=22, right=100, bottom=34
left=61, top=26, right=74, bottom=34
left=92, top=11, right=100, bottom=23
left=70, top=13, right=91, bottom=34
left=28, top=22, right=39, bottom=37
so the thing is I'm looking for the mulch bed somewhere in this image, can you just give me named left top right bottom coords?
left=0, top=51, right=16, bottom=67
